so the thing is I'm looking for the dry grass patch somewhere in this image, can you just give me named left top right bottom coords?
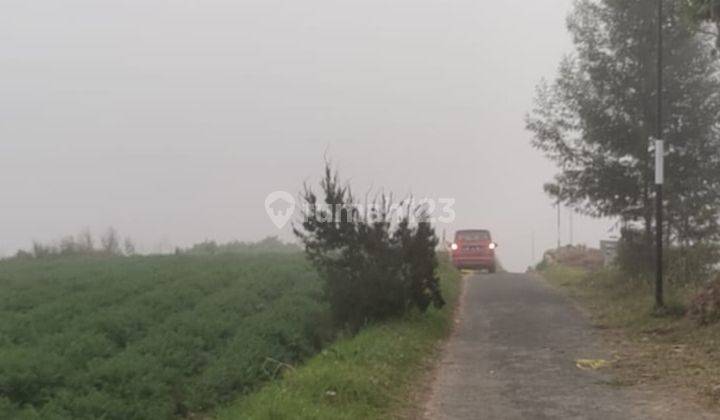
left=542, top=265, right=720, bottom=406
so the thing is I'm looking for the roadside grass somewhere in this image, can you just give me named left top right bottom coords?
left=541, top=265, right=720, bottom=404
left=542, top=265, right=688, bottom=329
left=216, top=258, right=462, bottom=420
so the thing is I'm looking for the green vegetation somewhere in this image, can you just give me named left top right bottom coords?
left=2, top=162, right=456, bottom=419
left=528, top=0, right=720, bottom=277
left=295, top=164, right=445, bottom=331
left=182, top=237, right=302, bottom=256
left=541, top=265, right=720, bottom=404
left=0, top=253, right=332, bottom=419
left=13, top=228, right=135, bottom=260
left=216, top=256, right=461, bottom=420
left=542, top=265, right=689, bottom=327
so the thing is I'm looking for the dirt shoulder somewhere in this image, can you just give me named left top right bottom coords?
left=541, top=265, right=720, bottom=413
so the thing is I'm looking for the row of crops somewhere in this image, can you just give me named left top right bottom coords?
left=0, top=253, right=331, bottom=419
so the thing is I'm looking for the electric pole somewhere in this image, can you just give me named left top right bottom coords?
left=655, top=0, right=665, bottom=308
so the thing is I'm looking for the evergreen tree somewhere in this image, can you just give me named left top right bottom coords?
left=294, top=164, right=444, bottom=331
left=527, top=0, right=720, bottom=250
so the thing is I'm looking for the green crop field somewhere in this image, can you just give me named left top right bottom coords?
left=0, top=253, right=330, bottom=420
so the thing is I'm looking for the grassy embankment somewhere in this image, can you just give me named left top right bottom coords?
left=216, top=257, right=462, bottom=420
left=541, top=265, right=720, bottom=404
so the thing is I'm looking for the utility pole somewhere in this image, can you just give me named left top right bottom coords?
left=655, top=0, right=665, bottom=308
left=569, top=210, right=574, bottom=246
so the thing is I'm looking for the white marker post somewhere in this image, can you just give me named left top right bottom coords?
left=655, top=139, right=664, bottom=308
left=655, top=140, right=664, bottom=185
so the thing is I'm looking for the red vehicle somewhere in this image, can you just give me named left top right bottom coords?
left=451, top=229, right=497, bottom=273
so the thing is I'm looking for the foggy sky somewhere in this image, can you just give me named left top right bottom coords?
left=1, top=0, right=615, bottom=271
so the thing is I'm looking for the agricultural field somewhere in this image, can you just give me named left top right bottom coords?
left=0, top=253, right=330, bottom=419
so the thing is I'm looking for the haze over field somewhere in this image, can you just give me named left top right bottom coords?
left=1, top=0, right=613, bottom=271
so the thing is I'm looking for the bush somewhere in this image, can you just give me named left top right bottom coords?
left=540, top=245, right=604, bottom=271
left=294, top=164, right=444, bottom=331
left=688, top=275, right=720, bottom=325
left=615, top=227, right=720, bottom=285
left=615, top=228, right=654, bottom=280
left=666, top=244, right=719, bottom=285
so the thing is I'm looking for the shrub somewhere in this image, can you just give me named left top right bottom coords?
left=688, top=275, right=720, bottom=325
left=294, top=164, right=444, bottom=331
left=540, top=245, right=604, bottom=271
left=666, top=244, right=719, bottom=285
left=615, top=228, right=719, bottom=285
left=616, top=227, right=654, bottom=281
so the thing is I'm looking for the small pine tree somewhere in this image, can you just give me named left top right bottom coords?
left=294, top=164, right=444, bottom=331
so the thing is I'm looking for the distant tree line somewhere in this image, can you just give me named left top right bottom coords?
left=180, top=236, right=301, bottom=256
left=13, top=228, right=136, bottom=259
left=9, top=233, right=303, bottom=261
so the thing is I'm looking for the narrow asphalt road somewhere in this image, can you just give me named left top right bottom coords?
left=424, top=272, right=715, bottom=420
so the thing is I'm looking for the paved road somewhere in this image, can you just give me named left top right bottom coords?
left=424, top=272, right=714, bottom=420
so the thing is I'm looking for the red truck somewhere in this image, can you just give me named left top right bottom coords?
left=451, top=229, right=497, bottom=273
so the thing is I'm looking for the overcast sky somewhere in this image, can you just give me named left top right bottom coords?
left=0, top=0, right=615, bottom=271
